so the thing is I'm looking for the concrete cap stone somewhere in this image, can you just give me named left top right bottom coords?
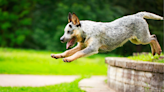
left=105, top=57, right=164, bottom=73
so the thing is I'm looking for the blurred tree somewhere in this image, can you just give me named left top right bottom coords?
left=0, top=0, right=35, bottom=47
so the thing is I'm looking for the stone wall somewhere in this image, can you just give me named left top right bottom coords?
left=105, top=57, right=164, bottom=92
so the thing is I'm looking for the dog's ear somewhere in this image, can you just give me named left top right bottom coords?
left=68, top=12, right=72, bottom=23
left=72, top=13, right=80, bottom=25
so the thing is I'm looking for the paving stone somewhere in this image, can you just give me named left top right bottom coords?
left=126, top=61, right=136, bottom=69
left=105, top=57, right=115, bottom=66
left=124, top=83, right=135, bottom=92
left=153, top=64, right=163, bottom=73
left=108, top=66, right=117, bottom=80
left=79, top=76, right=115, bottom=92
left=115, top=80, right=124, bottom=92
left=135, top=62, right=153, bottom=72
left=0, top=74, right=79, bottom=87
left=150, top=73, right=163, bottom=88
left=115, top=68, right=123, bottom=82
left=115, top=59, right=126, bottom=68
left=135, top=86, right=145, bottom=92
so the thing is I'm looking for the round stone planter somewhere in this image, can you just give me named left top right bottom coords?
left=105, top=57, right=164, bottom=92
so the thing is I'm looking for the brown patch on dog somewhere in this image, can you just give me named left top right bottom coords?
left=71, top=29, right=83, bottom=42
left=71, top=13, right=80, bottom=25
left=150, top=43, right=155, bottom=55
left=63, top=43, right=84, bottom=57
left=85, top=37, right=94, bottom=46
left=63, top=50, right=86, bottom=62
left=150, top=39, right=162, bottom=55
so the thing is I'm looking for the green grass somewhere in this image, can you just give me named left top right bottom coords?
left=128, top=53, right=164, bottom=63
left=0, top=48, right=119, bottom=75
left=0, top=76, right=88, bottom=92
left=0, top=48, right=118, bottom=92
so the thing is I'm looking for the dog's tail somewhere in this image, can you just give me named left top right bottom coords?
left=136, top=12, right=163, bottom=20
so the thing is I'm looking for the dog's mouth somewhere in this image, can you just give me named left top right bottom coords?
left=66, top=37, right=76, bottom=49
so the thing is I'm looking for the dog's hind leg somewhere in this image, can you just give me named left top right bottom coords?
left=134, top=34, right=162, bottom=55
left=150, top=35, right=162, bottom=55
left=150, top=42, right=156, bottom=55
left=130, top=38, right=141, bottom=45
left=130, top=38, right=156, bottom=55
left=133, top=20, right=162, bottom=55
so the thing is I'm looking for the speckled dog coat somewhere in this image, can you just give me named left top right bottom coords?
left=51, top=12, right=163, bottom=62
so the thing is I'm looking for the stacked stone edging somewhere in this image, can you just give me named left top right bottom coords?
left=105, top=57, right=164, bottom=92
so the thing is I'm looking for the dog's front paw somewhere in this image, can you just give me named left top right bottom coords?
left=51, top=54, right=63, bottom=59
left=63, top=58, right=72, bottom=63
left=51, top=54, right=58, bottom=59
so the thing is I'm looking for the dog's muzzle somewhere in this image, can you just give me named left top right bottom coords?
left=60, top=37, right=65, bottom=43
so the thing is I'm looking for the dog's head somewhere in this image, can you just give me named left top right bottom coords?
left=60, top=12, right=83, bottom=49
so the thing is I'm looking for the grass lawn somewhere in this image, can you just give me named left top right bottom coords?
left=0, top=48, right=119, bottom=92
left=0, top=48, right=119, bottom=75
left=128, top=53, right=164, bottom=63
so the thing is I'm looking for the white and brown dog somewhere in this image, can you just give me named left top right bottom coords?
left=51, top=12, right=163, bottom=62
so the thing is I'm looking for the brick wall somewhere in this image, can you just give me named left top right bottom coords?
left=106, top=57, right=164, bottom=92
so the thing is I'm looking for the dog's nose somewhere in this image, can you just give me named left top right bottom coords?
left=60, top=37, right=64, bottom=43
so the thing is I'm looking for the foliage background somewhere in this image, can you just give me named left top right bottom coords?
left=0, top=0, right=163, bottom=56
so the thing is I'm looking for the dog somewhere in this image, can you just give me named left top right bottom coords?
left=51, top=12, right=163, bottom=62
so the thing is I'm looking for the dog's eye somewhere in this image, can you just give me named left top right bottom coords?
left=69, top=25, right=72, bottom=28
left=67, top=31, right=71, bottom=34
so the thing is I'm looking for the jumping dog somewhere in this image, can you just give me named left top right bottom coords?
left=51, top=12, right=163, bottom=62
